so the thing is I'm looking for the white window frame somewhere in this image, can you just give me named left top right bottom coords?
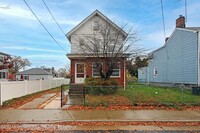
left=92, top=62, right=103, bottom=77
left=93, top=21, right=99, bottom=31
left=110, top=62, right=120, bottom=78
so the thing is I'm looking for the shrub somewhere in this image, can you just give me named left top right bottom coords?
left=85, top=77, right=118, bottom=95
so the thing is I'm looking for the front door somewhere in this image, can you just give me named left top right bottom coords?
left=75, top=63, right=85, bottom=83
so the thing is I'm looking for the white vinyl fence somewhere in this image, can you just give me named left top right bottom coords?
left=0, top=79, right=70, bottom=106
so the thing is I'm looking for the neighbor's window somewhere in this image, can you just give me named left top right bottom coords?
left=141, top=70, right=144, bottom=75
left=111, top=62, right=120, bottom=77
left=0, top=56, right=3, bottom=64
left=24, top=76, right=29, bottom=80
left=93, top=21, right=99, bottom=31
left=154, top=68, right=157, bottom=77
left=92, top=62, right=102, bottom=77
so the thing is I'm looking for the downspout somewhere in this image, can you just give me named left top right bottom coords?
left=198, top=31, right=200, bottom=86
left=147, top=61, right=150, bottom=85
left=124, top=59, right=126, bottom=90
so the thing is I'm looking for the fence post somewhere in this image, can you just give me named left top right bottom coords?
left=49, top=80, right=51, bottom=89
left=0, top=82, right=2, bottom=106
left=25, top=80, right=28, bottom=95
left=40, top=79, right=42, bottom=91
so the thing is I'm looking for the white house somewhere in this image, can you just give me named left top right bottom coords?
left=16, top=68, right=53, bottom=80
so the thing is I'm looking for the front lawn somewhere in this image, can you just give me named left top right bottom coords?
left=85, top=83, right=200, bottom=107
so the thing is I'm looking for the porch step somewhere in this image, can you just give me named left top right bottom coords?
left=69, top=84, right=85, bottom=95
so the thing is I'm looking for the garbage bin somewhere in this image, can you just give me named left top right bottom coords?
left=192, top=86, right=200, bottom=95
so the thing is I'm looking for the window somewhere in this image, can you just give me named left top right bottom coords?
left=111, top=62, right=120, bottom=77
left=93, top=40, right=102, bottom=52
left=154, top=68, right=157, bottom=77
left=79, top=39, right=85, bottom=46
left=3, top=72, right=5, bottom=78
left=0, top=72, right=6, bottom=79
left=24, top=76, right=29, bottom=80
left=141, top=70, right=144, bottom=75
left=93, top=21, right=99, bottom=31
left=0, top=56, right=3, bottom=64
left=108, top=44, right=115, bottom=52
left=92, top=62, right=102, bottom=77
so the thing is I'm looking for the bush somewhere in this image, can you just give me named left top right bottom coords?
left=85, top=77, right=118, bottom=95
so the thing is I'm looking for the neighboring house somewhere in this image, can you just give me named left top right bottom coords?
left=0, top=52, right=11, bottom=81
left=138, top=67, right=147, bottom=83
left=138, top=15, right=200, bottom=86
left=66, top=10, right=128, bottom=86
left=16, top=68, right=53, bottom=80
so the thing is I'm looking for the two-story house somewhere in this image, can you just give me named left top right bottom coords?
left=0, top=52, right=12, bottom=81
left=138, top=15, right=200, bottom=86
left=66, top=10, right=128, bottom=86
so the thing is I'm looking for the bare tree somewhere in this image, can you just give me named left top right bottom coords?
left=58, top=68, right=68, bottom=78
left=10, top=56, right=31, bottom=73
left=74, top=21, right=144, bottom=80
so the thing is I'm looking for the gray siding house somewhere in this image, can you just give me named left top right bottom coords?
left=138, top=16, right=200, bottom=85
left=16, top=68, right=53, bottom=81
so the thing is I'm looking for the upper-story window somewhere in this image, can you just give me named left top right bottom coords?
left=93, top=21, right=99, bottom=31
left=93, top=39, right=102, bottom=52
left=79, top=39, right=85, bottom=46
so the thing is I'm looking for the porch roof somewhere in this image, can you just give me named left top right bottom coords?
left=66, top=53, right=130, bottom=59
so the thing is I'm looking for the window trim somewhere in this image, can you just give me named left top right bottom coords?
left=110, top=62, right=120, bottom=78
left=92, top=62, right=103, bottom=77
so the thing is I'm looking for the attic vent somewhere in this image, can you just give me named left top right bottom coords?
left=93, top=21, right=99, bottom=31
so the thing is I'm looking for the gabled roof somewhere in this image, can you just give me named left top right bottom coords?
left=149, top=27, right=199, bottom=57
left=16, top=68, right=52, bottom=75
left=0, top=52, right=10, bottom=56
left=66, top=10, right=128, bottom=40
left=184, top=27, right=200, bottom=31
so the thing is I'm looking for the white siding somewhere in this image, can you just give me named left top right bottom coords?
left=70, top=15, right=124, bottom=53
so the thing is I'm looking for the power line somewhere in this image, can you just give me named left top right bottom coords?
left=42, top=0, right=66, bottom=35
left=23, top=0, right=67, bottom=52
left=160, top=0, right=166, bottom=39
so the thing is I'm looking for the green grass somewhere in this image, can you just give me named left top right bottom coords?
left=61, top=85, right=69, bottom=91
left=116, top=83, right=200, bottom=105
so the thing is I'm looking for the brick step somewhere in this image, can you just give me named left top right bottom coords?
left=69, top=91, right=84, bottom=94
left=69, top=95, right=84, bottom=99
left=69, top=88, right=84, bottom=91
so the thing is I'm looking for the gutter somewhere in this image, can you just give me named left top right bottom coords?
left=198, top=31, right=200, bottom=85
left=124, top=60, right=126, bottom=90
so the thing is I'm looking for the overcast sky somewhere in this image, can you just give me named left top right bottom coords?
left=0, top=0, right=200, bottom=70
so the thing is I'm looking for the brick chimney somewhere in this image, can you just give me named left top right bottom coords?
left=176, top=15, right=185, bottom=28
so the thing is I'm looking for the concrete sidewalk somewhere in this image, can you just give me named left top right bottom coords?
left=0, top=109, right=199, bottom=123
